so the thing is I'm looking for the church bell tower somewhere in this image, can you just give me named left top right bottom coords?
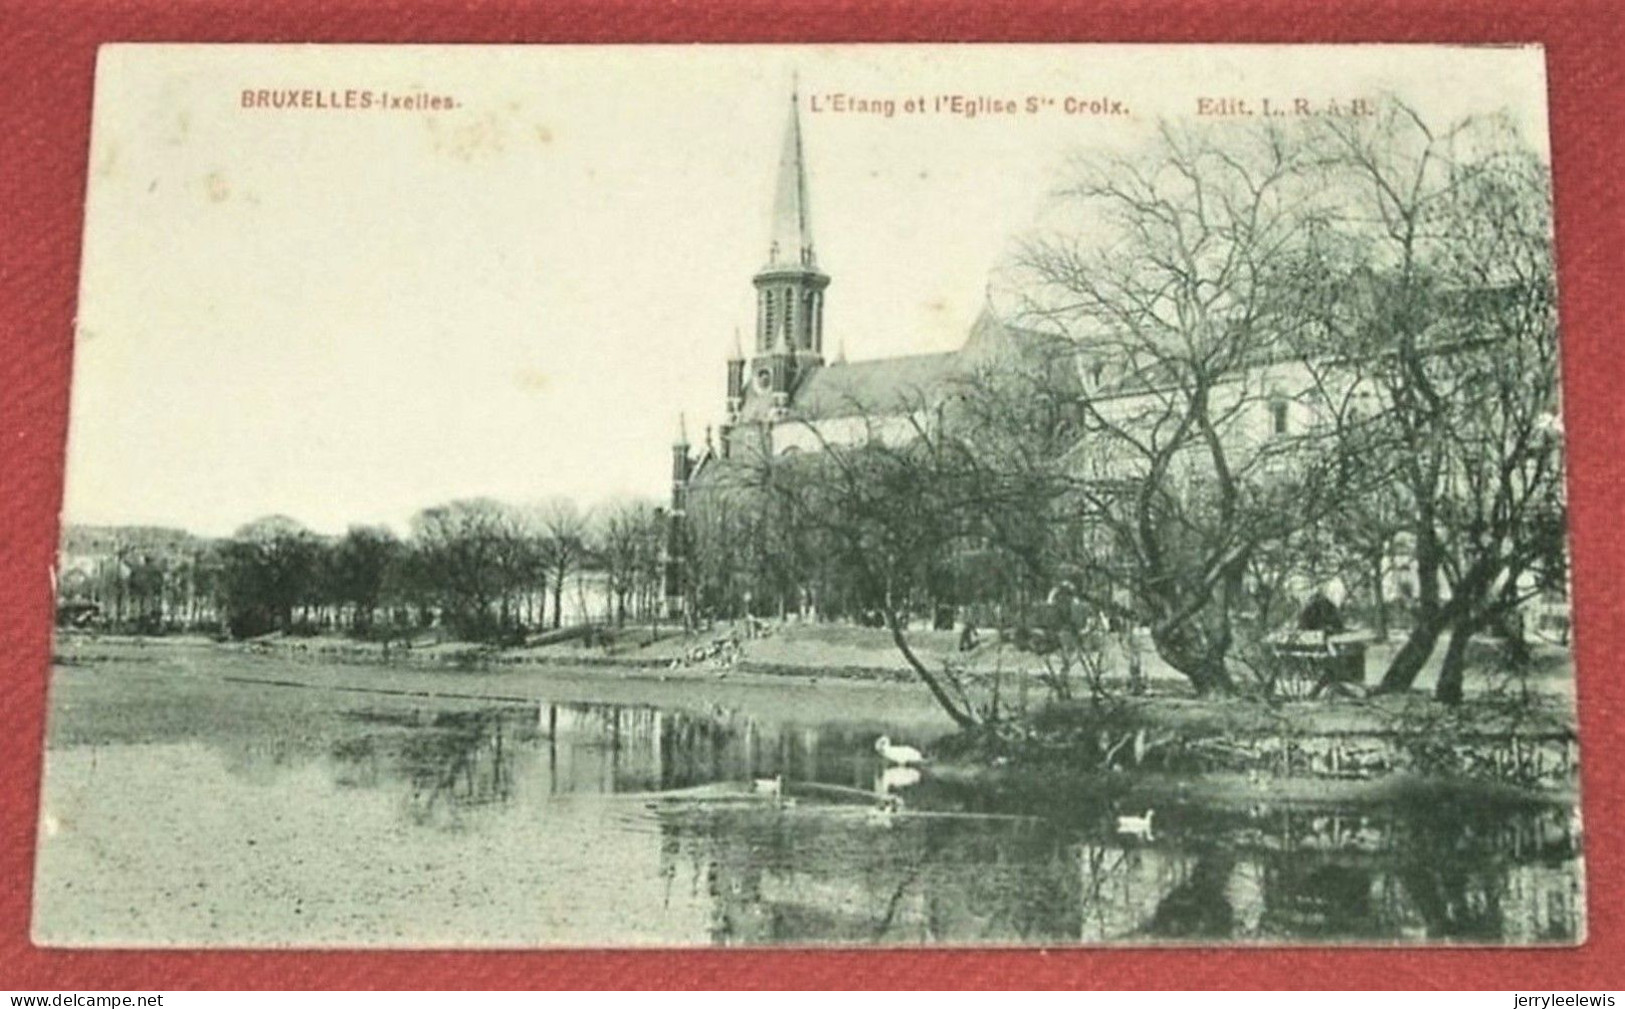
left=748, top=84, right=829, bottom=418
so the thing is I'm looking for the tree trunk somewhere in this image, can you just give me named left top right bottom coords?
left=1433, top=618, right=1477, bottom=705
left=1379, top=522, right=1444, bottom=692
left=1376, top=612, right=1447, bottom=693
left=1381, top=549, right=1508, bottom=695
left=1369, top=550, right=1388, bottom=640
left=883, top=607, right=978, bottom=729
left=1150, top=622, right=1234, bottom=697
left=1188, top=656, right=1235, bottom=697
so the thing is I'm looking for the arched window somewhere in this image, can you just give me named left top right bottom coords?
left=763, top=290, right=776, bottom=347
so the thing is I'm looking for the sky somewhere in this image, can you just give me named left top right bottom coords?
left=64, top=44, right=1550, bottom=537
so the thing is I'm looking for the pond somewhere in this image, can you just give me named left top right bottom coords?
left=33, top=657, right=1583, bottom=947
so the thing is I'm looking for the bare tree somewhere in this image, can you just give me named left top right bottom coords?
left=1013, top=120, right=1361, bottom=695
left=1313, top=104, right=1563, bottom=701
left=329, top=525, right=402, bottom=635
left=221, top=514, right=322, bottom=637
left=535, top=497, right=590, bottom=629
left=595, top=497, right=662, bottom=626
left=409, top=498, right=519, bottom=641
left=743, top=402, right=989, bottom=728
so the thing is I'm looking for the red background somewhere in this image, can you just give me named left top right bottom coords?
left=1, top=0, right=1621, bottom=990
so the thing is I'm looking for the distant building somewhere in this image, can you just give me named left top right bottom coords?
left=56, top=524, right=219, bottom=628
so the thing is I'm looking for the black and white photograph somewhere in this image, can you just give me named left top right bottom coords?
left=38, top=43, right=1578, bottom=947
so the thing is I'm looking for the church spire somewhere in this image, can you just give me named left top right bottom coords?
left=766, top=81, right=815, bottom=270
left=750, top=81, right=830, bottom=380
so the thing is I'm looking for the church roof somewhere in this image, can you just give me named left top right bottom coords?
left=731, top=308, right=1076, bottom=425
left=784, top=352, right=962, bottom=420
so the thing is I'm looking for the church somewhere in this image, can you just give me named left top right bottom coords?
left=660, top=89, right=1057, bottom=619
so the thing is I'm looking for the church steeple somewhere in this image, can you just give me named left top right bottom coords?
left=766, top=80, right=816, bottom=271
left=752, top=82, right=830, bottom=402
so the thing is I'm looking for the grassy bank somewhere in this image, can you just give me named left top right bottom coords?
left=57, top=618, right=1577, bottom=701
left=47, top=633, right=958, bottom=748
left=926, top=685, right=1578, bottom=805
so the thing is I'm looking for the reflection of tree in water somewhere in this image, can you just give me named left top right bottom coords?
left=1257, top=859, right=1376, bottom=940
left=653, top=709, right=905, bottom=794
left=542, top=702, right=753, bottom=795
left=323, top=707, right=531, bottom=829
left=656, top=805, right=1084, bottom=945
left=219, top=735, right=322, bottom=783
left=543, top=700, right=923, bottom=796
left=1074, top=801, right=1580, bottom=944
left=322, top=698, right=914, bottom=820
left=1396, top=859, right=1503, bottom=941
left=1076, top=837, right=1245, bottom=942
left=1387, top=798, right=1579, bottom=943
left=929, top=826, right=1084, bottom=942
left=1248, top=809, right=1382, bottom=941
left=1148, top=848, right=1236, bottom=939
left=398, top=711, right=519, bottom=828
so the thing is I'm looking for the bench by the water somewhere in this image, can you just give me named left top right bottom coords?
left=1264, top=632, right=1370, bottom=699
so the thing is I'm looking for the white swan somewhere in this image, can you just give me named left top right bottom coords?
left=874, top=736, right=924, bottom=766
left=1116, top=809, right=1155, bottom=840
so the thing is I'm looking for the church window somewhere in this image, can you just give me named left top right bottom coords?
left=764, top=291, right=776, bottom=344
left=1270, top=396, right=1290, bottom=437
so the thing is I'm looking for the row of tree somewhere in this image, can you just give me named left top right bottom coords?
left=61, top=497, right=667, bottom=642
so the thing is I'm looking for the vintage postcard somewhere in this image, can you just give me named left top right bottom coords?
left=40, top=43, right=1578, bottom=947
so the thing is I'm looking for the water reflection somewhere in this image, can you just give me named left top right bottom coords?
left=47, top=691, right=1582, bottom=946
left=327, top=701, right=906, bottom=804
left=303, top=698, right=1581, bottom=944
